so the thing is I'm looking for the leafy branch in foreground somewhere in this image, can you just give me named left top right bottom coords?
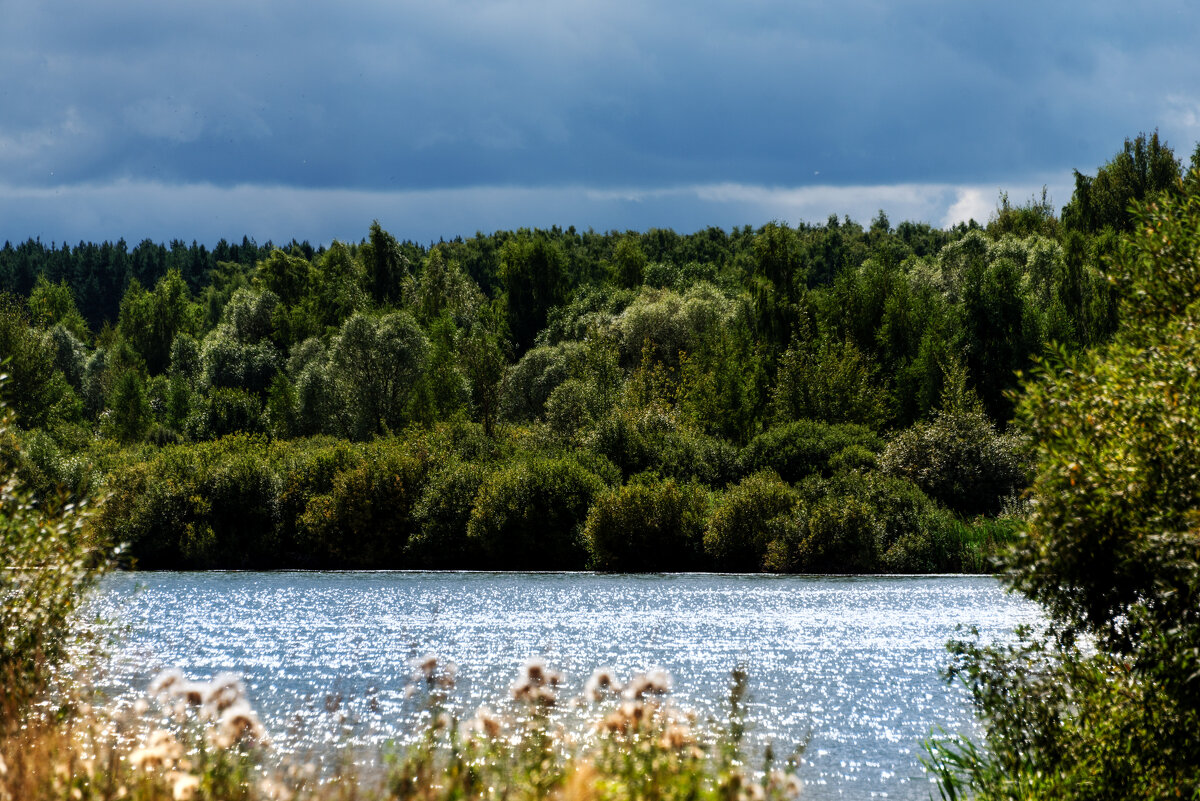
left=926, top=177, right=1200, bottom=798
left=0, top=371, right=107, bottom=723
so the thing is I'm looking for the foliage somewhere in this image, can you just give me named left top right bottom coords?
left=880, top=363, right=1028, bottom=517
left=3, top=138, right=1181, bottom=573
left=0, top=391, right=104, bottom=721
left=466, top=456, right=606, bottom=570
left=702, top=472, right=799, bottom=572
left=928, top=174, right=1200, bottom=798
left=740, top=420, right=883, bottom=484
left=583, top=478, right=711, bottom=571
left=408, top=459, right=492, bottom=567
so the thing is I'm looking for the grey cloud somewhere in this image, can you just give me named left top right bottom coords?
left=0, top=0, right=1197, bottom=200
left=0, top=176, right=1072, bottom=248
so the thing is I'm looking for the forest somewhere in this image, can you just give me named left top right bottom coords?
left=1, top=132, right=1195, bottom=573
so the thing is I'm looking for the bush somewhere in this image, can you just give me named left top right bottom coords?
left=296, top=440, right=431, bottom=568
left=880, top=404, right=1028, bottom=516
left=408, top=459, right=492, bottom=567
left=273, top=437, right=360, bottom=550
left=740, top=420, right=883, bottom=484
left=583, top=479, right=711, bottom=571
left=97, top=436, right=281, bottom=568
left=466, top=456, right=605, bottom=569
left=702, top=471, right=799, bottom=572
left=927, top=170, right=1200, bottom=798
left=185, top=386, right=266, bottom=439
left=767, top=493, right=881, bottom=573
left=1, top=400, right=104, bottom=720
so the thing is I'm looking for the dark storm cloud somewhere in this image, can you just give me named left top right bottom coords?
left=1, top=0, right=1198, bottom=241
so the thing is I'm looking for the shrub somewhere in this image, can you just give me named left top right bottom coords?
left=767, top=493, right=881, bottom=573
left=584, top=479, right=711, bottom=571
left=466, top=456, right=605, bottom=569
left=702, top=471, right=799, bottom=572
left=97, top=436, right=281, bottom=568
left=273, top=437, right=361, bottom=555
left=1, top=400, right=104, bottom=720
left=296, top=440, right=431, bottom=568
left=185, top=386, right=266, bottom=439
left=656, top=429, right=742, bottom=487
left=880, top=404, right=1028, bottom=517
left=927, top=168, right=1200, bottom=799
left=408, top=459, right=492, bottom=567
left=740, top=420, right=884, bottom=484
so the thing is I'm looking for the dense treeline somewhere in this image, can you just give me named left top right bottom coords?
left=5, top=132, right=1197, bottom=571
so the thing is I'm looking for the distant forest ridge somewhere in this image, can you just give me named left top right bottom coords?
left=0, top=131, right=1196, bottom=572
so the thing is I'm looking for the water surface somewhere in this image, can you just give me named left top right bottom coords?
left=93, top=572, right=1038, bottom=800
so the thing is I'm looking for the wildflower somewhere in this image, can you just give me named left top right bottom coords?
left=203, top=673, right=245, bottom=713
left=213, top=701, right=269, bottom=749
left=258, top=777, right=294, bottom=801
left=129, top=729, right=183, bottom=770
left=177, top=682, right=206, bottom=706
left=467, top=706, right=503, bottom=739
left=583, top=668, right=621, bottom=702
left=168, top=772, right=200, bottom=801
left=766, top=770, right=802, bottom=799
left=149, top=668, right=185, bottom=697
left=622, top=669, right=671, bottom=701
left=598, top=701, right=647, bottom=735
left=411, top=654, right=457, bottom=689
left=510, top=657, right=563, bottom=705
left=659, top=723, right=694, bottom=750
left=413, top=654, right=439, bottom=682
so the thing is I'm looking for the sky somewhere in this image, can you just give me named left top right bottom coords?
left=2, top=0, right=1199, bottom=246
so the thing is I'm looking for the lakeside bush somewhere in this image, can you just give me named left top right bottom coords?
left=739, top=420, right=883, bottom=484
left=584, top=478, right=711, bottom=571
left=295, top=439, right=432, bottom=568
left=466, top=456, right=608, bottom=569
left=703, top=471, right=799, bottom=572
left=408, top=458, right=493, bottom=567
left=879, top=369, right=1029, bottom=517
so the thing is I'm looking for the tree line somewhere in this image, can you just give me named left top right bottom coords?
left=3, top=131, right=1197, bottom=573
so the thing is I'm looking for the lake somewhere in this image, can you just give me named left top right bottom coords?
left=92, top=571, right=1038, bottom=800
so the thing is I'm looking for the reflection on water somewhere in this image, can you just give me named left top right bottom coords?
left=92, top=571, right=1038, bottom=800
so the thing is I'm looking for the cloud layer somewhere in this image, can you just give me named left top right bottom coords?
left=1, top=1, right=1197, bottom=243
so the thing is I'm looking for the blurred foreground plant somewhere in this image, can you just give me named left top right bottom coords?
left=2, top=658, right=803, bottom=801
left=1, top=371, right=107, bottom=722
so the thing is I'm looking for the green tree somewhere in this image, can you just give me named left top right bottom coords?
left=499, top=234, right=567, bottom=355
left=1062, top=131, right=1181, bottom=234
left=930, top=173, right=1200, bottom=799
left=108, top=369, right=151, bottom=443
left=330, top=311, right=429, bottom=438
left=116, top=270, right=200, bottom=375
left=27, top=276, right=89, bottom=340
left=363, top=220, right=409, bottom=304
left=609, top=236, right=648, bottom=289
